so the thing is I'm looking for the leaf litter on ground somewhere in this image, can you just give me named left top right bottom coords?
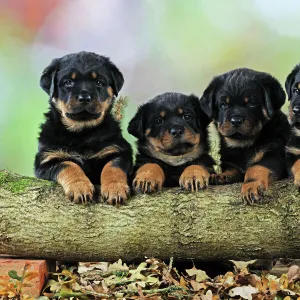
left=32, top=258, right=300, bottom=299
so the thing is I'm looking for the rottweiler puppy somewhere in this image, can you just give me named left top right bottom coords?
left=200, top=68, right=290, bottom=204
left=128, top=92, right=215, bottom=193
left=285, top=64, right=300, bottom=189
left=35, top=51, right=132, bottom=205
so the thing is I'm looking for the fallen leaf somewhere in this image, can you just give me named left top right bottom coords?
left=186, top=268, right=209, bottom=282
left=108, top=259, right=129, bottom=272
left=78, top=262, right=109, bottom=274
left=280, top=274, right=289, bottom=289
left=229, top=286, right=259, bottom=300
left=288, top=266, right=300, bottom=283
left=201, top=289, right=213, bottom=300
left=269, top=280, right=279, bottom=294
left=190, top=280, right=206, bottom=291
left=180, top=276, right=187, bottom=288
left=222, top=272, right=235, bottom=287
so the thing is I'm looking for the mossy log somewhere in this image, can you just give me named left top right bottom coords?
left=0, top=169, right=299, bottom=261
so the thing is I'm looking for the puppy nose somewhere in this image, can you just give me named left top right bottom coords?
left=230, top=116, right=244, bottom=127
left=293, top=106, right=300, bottom=116
left=78, top=93, right=91, bottom=104
left=169, top=126, right=184, bottom=138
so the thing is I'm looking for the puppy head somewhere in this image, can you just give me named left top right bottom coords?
left=200, top=68, right=285, bottom=147
left=285, top=64, right=300, bottom=127
left=40, top=51, right=124, bottom=131
left=128, top=93, right=210, bottom=163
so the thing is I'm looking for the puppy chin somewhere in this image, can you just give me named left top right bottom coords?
left=65, top=111, right=101, bottom=121
left=159, top=141, right=197, bottom=156
left=224, top=132, right=257, bottom=140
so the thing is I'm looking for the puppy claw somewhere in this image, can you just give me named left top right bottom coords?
left=101, top=182, right=130, bottom=206
left=133, top=172, right=163, bottom=194
left=179, top=165, right=210, bottom=192
left=64, top=180, right=94, bottom=204
left=241, top=180, right=267, bottom=205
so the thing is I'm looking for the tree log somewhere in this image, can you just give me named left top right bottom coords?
left=0, top=169, right=299, bottom=262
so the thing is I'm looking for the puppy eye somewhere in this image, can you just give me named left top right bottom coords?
left=294, top=88, right=300, bottom=95
left=246, top=99, right=257, bottom=107
left=220, top=102, right=228, bottom=109
left=182, top=114, right=192, bottom=121
left=64, top=79, right=74, bottom=88
left=155, top=118, right=163, bottom=125
left=95, top=79, right=103, bottom=87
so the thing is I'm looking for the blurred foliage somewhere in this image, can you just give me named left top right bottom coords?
left=0, top=0, right=299, bottom=176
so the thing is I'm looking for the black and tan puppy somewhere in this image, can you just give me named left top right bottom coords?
left=35, top=51, right=132, bottom=205
left=285, top=64, right=300, bottom=189
left=200, top=68, right=290, bottom=204
left=128, top=92, right=215, bottom=193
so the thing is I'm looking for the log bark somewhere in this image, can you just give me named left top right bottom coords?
left=0, top=170, right=299, bottom=261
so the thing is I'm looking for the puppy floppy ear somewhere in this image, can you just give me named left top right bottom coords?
left=188, top=94, right=211, bottom=128
left=128, top=106, right=145, bottom=139
left=200, top=77, right=221, bottom=119
left=104, top=58, right=124, bottom=97
left=40, top=58, right=60, bottom=98
left=285, top=64, right=300, bottom=100
left=257, top=72, right=285, bottom=118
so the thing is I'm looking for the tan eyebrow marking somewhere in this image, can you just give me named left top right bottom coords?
left=71, top=72, right=76, bottom=79
left=160, top=111, right=166, bottom=117
left=91, top=72, right=97, bottom=79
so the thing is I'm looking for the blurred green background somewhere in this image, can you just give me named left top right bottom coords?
left=0, top=0, right=299, bottom=176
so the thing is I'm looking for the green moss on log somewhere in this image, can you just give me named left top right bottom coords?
left=0, top=170, right=54, bottom=194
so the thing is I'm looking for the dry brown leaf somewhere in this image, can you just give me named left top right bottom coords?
left=180, top=276, right=187, bottom=288
left=190, top=280, right=206, bottom=291
left=186, top=268, right=209, bottom=282
left=228, top=286, right=259, bottom=300
left=288, top=266, right=300, bottom=283
left=269, top=280, right=279, bottom=294
left=138, top=285, right=146, bottom=300
left=280, top=274, right=289, bottom=289
left=201, top=289, right=213, bottom=300
left=222, top=272, right=235, bottom=287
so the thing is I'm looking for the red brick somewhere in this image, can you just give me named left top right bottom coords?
left=0, top=259, right=48, bottom=298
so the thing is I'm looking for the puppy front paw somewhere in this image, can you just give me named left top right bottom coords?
left=242, top=165, right=270, bottom=204
left=210, top=168, right=241, bottom=185
left=133, top=173, right=163, bottom=194
left=101, top=181, right=130, bottom=205
left=210, top=173, right=234, bottom=185
left=133, top=163, right=165, bottom=194
left=64, top=180, right=95, bottom=204
left=179, top=165, right=210, bottom=191
left=241, top=180, right=267, bottom=204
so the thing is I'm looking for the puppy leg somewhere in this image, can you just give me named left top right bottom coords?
left=133, top=163, right=165, bottom=194
left=179, top=165, right=210, bottom=191
left=241, top=165, right=270, bottom=204
left=100, top=158, right=130, bottom=205
left=210, top=168, right=242, bottom=185
left=292, top=159, right=300, bottom=191
left=57, top=162, right=94, bottom=204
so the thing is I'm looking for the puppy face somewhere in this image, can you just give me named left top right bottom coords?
left=40, top=51, right=124, bottom=131
left=201, top=68, right=285, bottom=147
left=128, top=93, right=210, bottom=165
left=285, top=64, right=300, bottom=127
